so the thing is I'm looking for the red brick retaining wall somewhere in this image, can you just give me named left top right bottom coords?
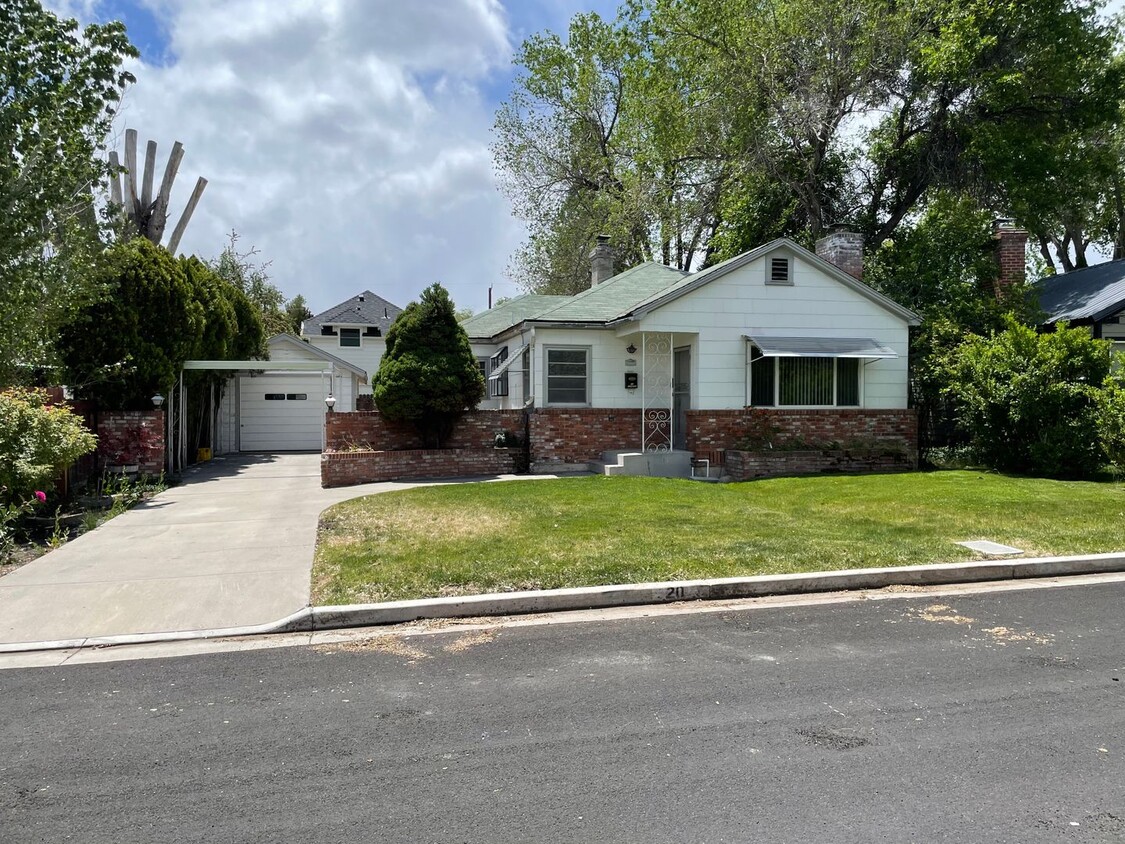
left=527, top=407, right=642, bottom=469
left=321, top=447, right=522, bottom=487
left=325, top=409, right=525, bottom=451
left=97, top=410, right=165, bottom=475
left=725, top=447, right=916, bottom=481
left=322, top=407, right=918, bottom=486
left=686, top=409, right=918, bottom=454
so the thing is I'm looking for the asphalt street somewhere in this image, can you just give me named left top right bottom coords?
left=2, top=580, right=1124, bottom=843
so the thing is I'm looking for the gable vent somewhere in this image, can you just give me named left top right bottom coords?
left=768, top=256, right=792, bottom=285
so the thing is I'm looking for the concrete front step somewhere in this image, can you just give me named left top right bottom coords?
left=593, top=449, right=694, bottom=478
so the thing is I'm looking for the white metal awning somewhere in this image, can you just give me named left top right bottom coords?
left=744, top=335, right=898, bottom=359
left=487, top=343, right=529, bottom=380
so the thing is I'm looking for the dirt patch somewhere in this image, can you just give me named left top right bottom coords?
left=442, top=630, right=497, bottom=654
left=880, top=584, right=927, bottom=594
left=316, top=635, right=430, bottom=661
left=982, top=626, right=1054, bottom=646
left=0, top=544, right=46, bottom=579
left=909, top=603, right=976, bottom=625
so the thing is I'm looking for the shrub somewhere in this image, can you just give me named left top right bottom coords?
left=58, top=238, right=204, bottom=409
left=941, top=320, right=1112, bottom=478
left=1097, top=376, right=1125, bottom=473
left=0, top=388, right=97, bottom=504
left=372, top=283, right=485, bottom=447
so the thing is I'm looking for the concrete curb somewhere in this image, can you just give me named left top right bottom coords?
left=3, top=552, right=1124, bottom=654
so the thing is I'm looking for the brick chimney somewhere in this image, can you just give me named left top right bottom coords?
left=815, top=229, right=864, bottom=280
left=590, top=235, right=616, bottom=287
left=992, top=218, right=1028, bottom=297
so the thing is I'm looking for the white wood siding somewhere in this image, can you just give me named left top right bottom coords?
left=306, top=334, right=382, bottom=393
left=630, top=252, right=910, bottom=409
left=1102, top=311, right=1125, bottom=340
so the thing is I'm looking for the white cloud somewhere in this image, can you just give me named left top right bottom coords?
left=87, top=0, right=523, bottom=313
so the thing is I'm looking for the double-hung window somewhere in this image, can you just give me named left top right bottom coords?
left=545, top=347, right=589, bottom=405
left=339, top=328, right=361, bottom=348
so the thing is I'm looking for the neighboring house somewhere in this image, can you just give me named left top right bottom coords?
left=211, top=333, right=368, bottom=452
left=461, top=232, right=920, bottom=454
left=1034, top=259, right=1125, bottom=356
left=301, top=291, right=403, bottom=395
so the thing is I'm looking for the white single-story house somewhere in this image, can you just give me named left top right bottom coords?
left=299, top=291, right=403, bottom=396
left=461, top=232, right=921, bottom=453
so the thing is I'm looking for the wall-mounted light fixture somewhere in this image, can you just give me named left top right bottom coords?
left=626, top=343, right=637, bottom=355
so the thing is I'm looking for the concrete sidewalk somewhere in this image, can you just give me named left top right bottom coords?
left=0, top=454, right=528, bottom=646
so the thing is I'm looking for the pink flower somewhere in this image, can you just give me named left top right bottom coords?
left=33, top=490, right=46, bottom=503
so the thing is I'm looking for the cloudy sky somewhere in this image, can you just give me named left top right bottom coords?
left=50, top=0, right=1125, bottom=316
left=49, top=0, right=618, bottom=316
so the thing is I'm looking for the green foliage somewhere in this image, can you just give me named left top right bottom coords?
left=57, top=239, right=266, bottom=409
left=941, top=320, right=1114, bottom=478
left=0, top=1, right=137, bottom=384
left=495, top=0, right=1124, bottom=289
left=58, top=238, right=205, bottom=408
left=1097, top=373, right=1125, bottom=473
left=181, top=256, right=266, bottom=362
left=284, top=295, right=313, bottom=336
left=209, top=231, right=292, bottom=338
left=0, top=387, right=96, bottom=504
left=373, top=283, right=486, bottom=447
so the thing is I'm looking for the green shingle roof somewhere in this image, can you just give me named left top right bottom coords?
left=460, top=294, right=569, bottom=340
left=530, top=263, right=688, bottom=323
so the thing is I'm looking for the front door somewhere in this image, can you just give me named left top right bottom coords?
left=673, top=347, right=690, bottom=450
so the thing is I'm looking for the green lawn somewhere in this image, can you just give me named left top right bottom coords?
left=311, top=471, right=1125, bottom=605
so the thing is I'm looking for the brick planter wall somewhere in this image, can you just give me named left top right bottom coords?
left=725, top=447, right=916, bottom=481
left=527, top=407, right=642, bottom=471
left=321, top=447, right=522, bottom=487
left=325, top=409, right=526, bottom=451
left=686, top=409, right=919, bottom=456
left=97, top=410, right=165, bottom=475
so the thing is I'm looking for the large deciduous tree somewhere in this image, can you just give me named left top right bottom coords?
left=494, top=0, right=1124, bottom=290
left=0, top=0, right=137, bottom=384
left=372, top=284, right=485, bottom=448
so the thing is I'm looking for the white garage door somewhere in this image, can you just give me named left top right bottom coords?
left=239, top=374, right=326, bottom=451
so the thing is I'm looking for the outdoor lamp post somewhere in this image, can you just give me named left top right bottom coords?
left=324, top=393, right=336, bottom=412
left=151, top=393, right=165, bottom=408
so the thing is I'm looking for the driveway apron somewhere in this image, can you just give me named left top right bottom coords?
left=0, top=454, right=398, bottom=645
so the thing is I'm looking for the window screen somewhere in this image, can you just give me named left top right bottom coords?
left=749, top=347, right=775, bottom=406
left=836, top=358, right=860, bottom=406
left=546, top=348, right=588, bottom=404
left=779, top=357, right=833, bottom=405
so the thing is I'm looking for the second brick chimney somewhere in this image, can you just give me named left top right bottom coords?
left=590, top=235, right=616, bottom=287
left=991, top=218, right=1029, bottom=298
left=815, top=229, right=864, bottom=280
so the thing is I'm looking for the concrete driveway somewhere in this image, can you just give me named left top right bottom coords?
left=0, top=454, right=469, bottom=647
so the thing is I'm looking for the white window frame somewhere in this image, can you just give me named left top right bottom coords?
left=338, top=327, right=361, bottom=348
left=544, top=345, right=591, bottom=407
left=746, top=352, right=863, bottom=408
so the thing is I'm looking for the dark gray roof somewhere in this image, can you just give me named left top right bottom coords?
left=303, top=290, right=403, bottom=334
left=1035, top=260, right=1125, bottom=323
